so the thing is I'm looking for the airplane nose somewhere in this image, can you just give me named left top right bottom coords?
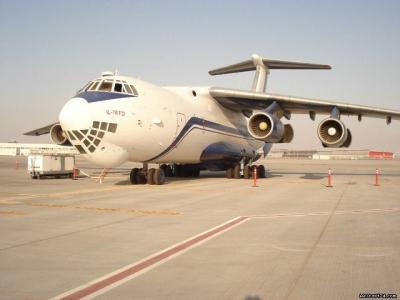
left=59, top=98, right=92, bottom=130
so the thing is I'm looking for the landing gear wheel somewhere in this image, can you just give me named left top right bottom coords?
left=147, top=168, right=156, bottom=185
left=243, top=165, right=251, bottom=179
left=186, top=166, right=194, bottom=177
left=165, top=165, right=173, bottom=177
left=192, top=169, right=200, bottom=177
left=160, top=164, right=167, bottom=176
left=233, top=164, right=241, bottom=179
left=257, top=165, right=266, bottom=178
left=130, top=168, right=139, bottom=184
left=153, top=168, right=166, bottom=185
left=135, top=169, right=146, bottom=184
left=161, top=164, right=173, bottom=177
left=226, top=168, right=233, bottom=179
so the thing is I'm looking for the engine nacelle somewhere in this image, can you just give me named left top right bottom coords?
left=280, top=124, right=294, bottom=143
left=248, top=112, right=293, bottom=143
left=50, top=124, right=71, bottom=146
left=317, top=118, right=352, bottom=148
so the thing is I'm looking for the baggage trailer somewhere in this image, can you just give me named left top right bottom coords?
left=28, top=155, right=75, bottom=179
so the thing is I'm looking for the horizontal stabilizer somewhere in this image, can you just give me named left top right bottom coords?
left=24, top=122, right=58, bottom=136
left=209, top=54, right=331, bottom=75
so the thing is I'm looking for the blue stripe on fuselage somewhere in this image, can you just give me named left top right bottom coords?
left=144, top=117, right=251, bottom=162
left=75, top=91, right=135, bottom=103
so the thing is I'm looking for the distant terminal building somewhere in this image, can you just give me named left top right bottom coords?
left=0, top=143, right=79, bottom=156
left=268, top=149, right=396, bottom=160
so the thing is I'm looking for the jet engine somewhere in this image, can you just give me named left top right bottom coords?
left=50, top=124, right=71, bottom=146
left=248, top=112, right=294, bottom=143
left=317, top=118, right=352, bottom=148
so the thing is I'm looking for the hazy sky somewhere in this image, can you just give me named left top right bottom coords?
left=1, top=0, right=399, bottom=151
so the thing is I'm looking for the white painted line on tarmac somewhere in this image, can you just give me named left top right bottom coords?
left=49, top=206, right=400, bottom=299
left=50, top=216, right=250, bottom=300
left=249, top=207, right=400, bottom=219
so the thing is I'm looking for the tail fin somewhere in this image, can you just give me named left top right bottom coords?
left=209, top=54, right=331, bottom=92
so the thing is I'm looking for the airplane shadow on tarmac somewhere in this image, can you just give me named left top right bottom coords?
left=110, top=170, right=400, bottom=185
left=114, top=172, right=285, bottom=185
left=114, top=172, right=228, bottom=185
left=270, top=171, right=400, bottom=177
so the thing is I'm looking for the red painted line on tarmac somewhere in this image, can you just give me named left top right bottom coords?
left=57, top=216, right=249, bottom=300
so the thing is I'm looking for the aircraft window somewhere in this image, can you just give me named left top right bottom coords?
left=97, top=131, right=105, bottom=138
left=75, top=145, right=86, bottom=154
left=89, top=81, right=100, bottom=91
left=83, top=139, right=90, bottom=147
left=130, top=85, right=138, bottom=95
left=108, top=123, right=117, bottom=133
left=114, top=83, right=123, bottom=93
left=78, top=81, right=91, bottom=93
left=73, top=130, right=83, bottom=140
left=66, top=131, right=76, bottom=141
left=92, top=121, right=100, bottom=129
left=93, top=139, right=101, bottom=146
left=88, top=145, right=96, bottom=153
left=100, top=122, right=107, bottom=131
left=98, top=81, right=113, bottom=92
left=85, top=82, right=95, bottom=91
left=124, top=84, right=133, bottom=94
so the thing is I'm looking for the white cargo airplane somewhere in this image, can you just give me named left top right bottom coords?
left=26, top=54, right=400, bottom=185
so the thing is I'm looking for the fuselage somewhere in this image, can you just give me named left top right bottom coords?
left=59, top=74, right=266, bottom=169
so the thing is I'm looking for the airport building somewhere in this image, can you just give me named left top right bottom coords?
left=0, top=143, right=79, bottom=156
left=0, top=143, right=397, bottom=160
left=268, top=149, right=397, bottom=160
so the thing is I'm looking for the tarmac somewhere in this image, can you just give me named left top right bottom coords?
left=0, top=156, right=399, bottom=300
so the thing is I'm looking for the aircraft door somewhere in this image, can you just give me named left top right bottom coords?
left=176, top=113, right=186, bottom=137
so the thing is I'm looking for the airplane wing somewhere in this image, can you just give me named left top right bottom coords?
left=24, top=122, right=58, bottom=136
left=209, top=87, right=400, bottom=123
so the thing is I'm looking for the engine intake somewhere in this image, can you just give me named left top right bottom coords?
left=248, top=112, right=293, bottom=143
left=317, top=118, right=351, bottom=148
left=50, top=124, right=71, bottom=146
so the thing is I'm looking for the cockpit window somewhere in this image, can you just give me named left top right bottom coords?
left=124, top=84, right=133, bottom=94
left=98, top=81, right=113, bottom=92
left=89, top=81, right=100, bottom=91
left=114, top=83, right=123, bottom=92
left=130, top=85, right=138, bottom=95
left=77, top=81, right=92, bottom=93
left=79, top=78, right=138, bottom=96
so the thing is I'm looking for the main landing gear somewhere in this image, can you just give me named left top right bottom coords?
left=130, top=164, right=166, bottom=185
left=226, top=163, right=266, bottom=179
left=129, top=163, right=201, bottom=185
